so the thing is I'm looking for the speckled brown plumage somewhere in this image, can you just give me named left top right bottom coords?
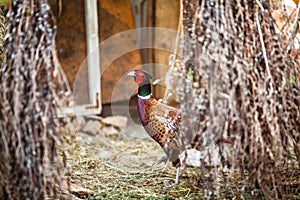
left=137, top=96, right=181, bottom=166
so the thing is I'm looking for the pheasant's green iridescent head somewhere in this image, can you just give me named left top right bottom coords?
left=127, top=69, right=153, bottom=85
left=128, top=69, right=153, bottom=97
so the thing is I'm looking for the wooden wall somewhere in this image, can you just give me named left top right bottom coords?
left=50, top=0, right=179, bottom=104
left=50, top=0, right=141, bottom=104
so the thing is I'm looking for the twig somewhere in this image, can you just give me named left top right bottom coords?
left=256, top=13, right=275, bottom=94
left=163, top=0, right=183, bottom=104
left=256, top=0, right=264, bottom=11
left=286, top=0, right=300, bottom=52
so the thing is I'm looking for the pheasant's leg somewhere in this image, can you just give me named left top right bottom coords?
left=151, top=155, right=168, bottom=170
left=161, top=159, right=169, bottom=172
left=175, top=167, right=180, bottom=185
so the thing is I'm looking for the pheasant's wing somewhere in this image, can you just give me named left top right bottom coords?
left=147, top=102, right=181, bottom=140
left=145, top=102, right=181, bottom=164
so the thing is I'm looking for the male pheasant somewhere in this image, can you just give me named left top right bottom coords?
left=128, top=69, right=182, bottom=184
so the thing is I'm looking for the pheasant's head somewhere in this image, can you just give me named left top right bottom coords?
left=127, top=69, right=153, bottom=85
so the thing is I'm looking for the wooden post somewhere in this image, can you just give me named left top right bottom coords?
left=84, top=0, right=101, bottom=113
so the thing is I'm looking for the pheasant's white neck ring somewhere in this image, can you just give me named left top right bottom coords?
left=138, top=93, right=152, bottom=100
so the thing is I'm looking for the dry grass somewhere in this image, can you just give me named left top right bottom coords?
left=60, top=122, right=300, bottom=199
left=63, top=128, right=204, bottom=199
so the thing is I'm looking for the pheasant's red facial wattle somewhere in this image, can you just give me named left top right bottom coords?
left=135, top=70, right=145, bottom=84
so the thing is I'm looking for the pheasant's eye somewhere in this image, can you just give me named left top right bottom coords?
left=136, top=70, right=144, bottom=77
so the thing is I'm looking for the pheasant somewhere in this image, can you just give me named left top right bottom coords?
left=127, top=69, right=182, bottom=184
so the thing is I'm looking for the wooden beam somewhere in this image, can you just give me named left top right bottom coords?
left=84, top=0, right=101, bottom=113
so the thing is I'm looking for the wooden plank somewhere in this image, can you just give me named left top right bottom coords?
left=84, top=0, right=101, bottom=113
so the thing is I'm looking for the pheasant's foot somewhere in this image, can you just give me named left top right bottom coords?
left=165, top=181, right=178, bottom=187
left=165, top=167, right=180, bottom=187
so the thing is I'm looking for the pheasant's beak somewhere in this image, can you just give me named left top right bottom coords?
left=127, top=71, right=136, bottom=77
